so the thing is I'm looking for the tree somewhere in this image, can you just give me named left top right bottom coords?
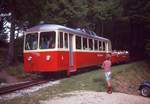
left=42, top=0, right=89, bottom=28
left=0, top=0, right=45, bottom=65
left=84, top=0, right=122, bottom=36
left=121, top=0, right=150, bottom=56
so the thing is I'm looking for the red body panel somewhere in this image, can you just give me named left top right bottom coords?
left=111, top=52, right=119, bottom=64
left=24, top=51, right=109, bottom=73
left=24, top=51, right=69, bottom=72
left=24, top=51, right=129, bottom=73
left=73, top=52, right=106, bottom=69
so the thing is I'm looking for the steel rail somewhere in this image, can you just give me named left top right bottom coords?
left=0, top=79, right=48, bottom=95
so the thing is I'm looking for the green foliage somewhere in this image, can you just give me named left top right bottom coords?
left=1, top=0, right=150, bottom=63
left=6, top=64, right=30, bottom=78
left=42, top=0, right=89, bottom=27
left=121, top=0, right=150, bottom=57
left=123, top=0, right=150, bottom=17
left=90, top=0, right=122, bottom=21
left=41, top=0, right=122, bottom=30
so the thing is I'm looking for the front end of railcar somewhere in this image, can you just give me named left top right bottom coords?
left=23, top=31, right=58, bottom=73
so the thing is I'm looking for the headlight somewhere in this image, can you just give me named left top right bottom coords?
left=27, top=56, right=32, bottom=61
left=46, top=55, right=51, bottom=61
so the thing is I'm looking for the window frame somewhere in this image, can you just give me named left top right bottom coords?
left=39, top=31, right=56, bottom=49
left=89, top=38, right=94, bottom=51
left=25, top=32, right=38, bottom=50
left=58, top=32, right=64, bottom=49
left=99, top=40, right=103, bottom=51
left=64, top=32, right=69, bottom=49
left=83, top=37, right=88, bottom=50
left=94, top=39, right=98, bottom=51
left=76, top=35, right=82, bottom=50
left=103, top=41, right=106, bottom=51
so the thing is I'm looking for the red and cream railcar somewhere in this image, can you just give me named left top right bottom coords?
left=23, top=24, right=112, bottom=75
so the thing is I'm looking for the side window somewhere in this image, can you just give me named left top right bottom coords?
left=89, top=39, right=93, bottom=50
left=108, top=42, right=111, bottom=51
left=58, top=32, right=63, bottom=48
left=76, top=36, right=81, bottom=49
left=83, top=37, right=88, bottom=50
left=64, top=33, right=68, bottom=49
left=40, top=32, right=55, bottom=49
left=25, top=33, right=38, bottom=50
left=103, top=41, right=106, bottom=51
left=94, top=40, right=98, bottom=50
left=99, top=41, right=102, bottom=51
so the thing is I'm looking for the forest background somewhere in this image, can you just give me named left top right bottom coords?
left=0, top=0, right=150, bottom=65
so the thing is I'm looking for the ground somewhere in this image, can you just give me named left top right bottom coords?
left=40, top=91, right=150, bottom=104
left=0, top=61, right=150, bottom=104
left=0, top=69, right=19, bottom=84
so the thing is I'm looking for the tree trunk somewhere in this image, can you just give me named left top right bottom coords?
left=6, top=13, right=15, bottom=65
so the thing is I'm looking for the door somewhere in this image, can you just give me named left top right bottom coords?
left=69, top=34, right=75, bottom=72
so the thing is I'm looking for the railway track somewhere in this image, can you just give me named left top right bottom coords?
left=0, top=79, right=48, bottom=95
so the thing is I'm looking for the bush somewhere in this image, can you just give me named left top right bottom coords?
left=6, top=63, right=30, bottom=79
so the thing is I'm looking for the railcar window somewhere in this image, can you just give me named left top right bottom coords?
left=58, top=32, right=63, bottom=48
left=83, top=38, right=88, bottom=50
left=108, top=42, right=111, bottom=51
left=99, top=41, right=102, bottom=51
left=64, top=33, right=68, bottom=49
left=76, top=36, right=81, bottom=49
left=89, top=39, right=93, bottom=50
left=40, top=32, right=55, bottom=49
left=103, top=41, right=106, bottom=51
left=25, top=33, right=38, bottom=50
left=94, top=40, right=98, bottom=50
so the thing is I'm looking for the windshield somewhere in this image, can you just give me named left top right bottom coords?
left=39, top=31, right=55, bottom=49
left=25, top=33, right=38, bottom=50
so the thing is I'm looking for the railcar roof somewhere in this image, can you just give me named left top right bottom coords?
left=26, top=24, right=109, bottom=41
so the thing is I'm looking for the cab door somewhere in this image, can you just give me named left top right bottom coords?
left=68, top=34, right=75, bottom=73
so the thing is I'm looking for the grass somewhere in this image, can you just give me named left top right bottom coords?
left=0, top=78, right=7, bottom=83
left=0, top=60, right=150, bottom=104
left=0, top=48, right=28, bottom=79
left=111, top=61, right=150, bottom=94
left=6, top=64, right=30, bottom=79
left=0, top=48, right=30, bottom=79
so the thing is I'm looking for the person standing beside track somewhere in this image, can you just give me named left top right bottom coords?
left=102, top=53, right=112, bottom=94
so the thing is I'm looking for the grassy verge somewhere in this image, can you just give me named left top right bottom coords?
left=5, top=64, right=30, bottom=79
left=1, top=60, right=150, bottom=104
left=0, top=48, right=30, bottom=80
left=112, top=61, right=150, bottom=94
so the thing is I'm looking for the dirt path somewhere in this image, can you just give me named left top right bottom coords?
left=40, top=91, right=150, bottom=104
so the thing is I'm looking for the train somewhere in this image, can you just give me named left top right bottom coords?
left=23, top=24, right=129, bottom=76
